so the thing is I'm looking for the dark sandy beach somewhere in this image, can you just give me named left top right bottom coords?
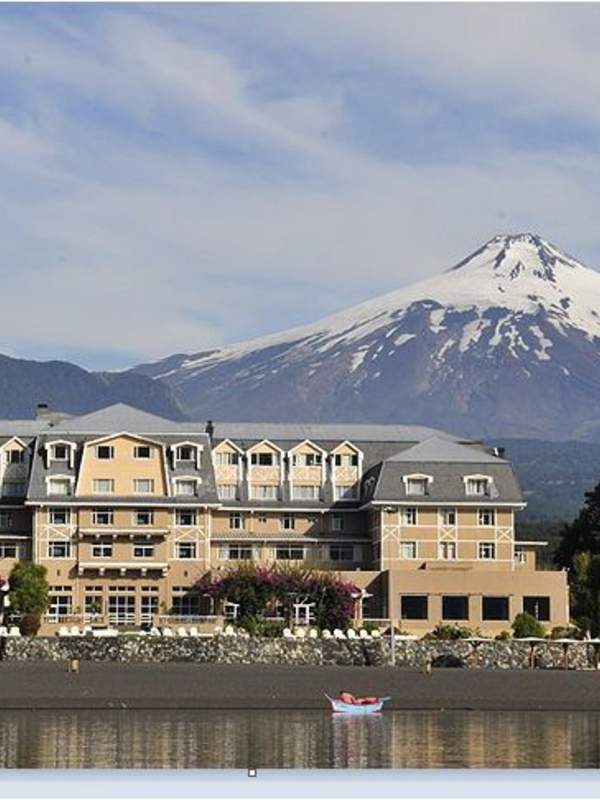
left=1, top=662, right=600, bottom=711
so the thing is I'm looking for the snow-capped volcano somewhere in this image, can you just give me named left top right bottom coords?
left=133, top=234, right=600, bottom=441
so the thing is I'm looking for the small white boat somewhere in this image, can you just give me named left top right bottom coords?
left=325, top=694, right=391, bottom=714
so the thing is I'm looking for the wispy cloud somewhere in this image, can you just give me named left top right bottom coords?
left=1, top=4, right=599, bottom=369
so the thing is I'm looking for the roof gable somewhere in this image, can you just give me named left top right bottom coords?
left=51, top=404, right=193, bottom=434
left=387, top=437, right=503, bottom=464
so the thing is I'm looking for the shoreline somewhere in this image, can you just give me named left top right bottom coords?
left=1, top=662, right=600, bottom=711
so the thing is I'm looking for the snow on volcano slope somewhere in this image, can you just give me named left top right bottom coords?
left=132, top=234, right=600, bottom=441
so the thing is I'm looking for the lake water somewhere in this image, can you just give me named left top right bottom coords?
left=1, top=709, right=600, bottom=768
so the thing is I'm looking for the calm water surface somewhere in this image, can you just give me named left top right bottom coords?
left=0, top=709, right=600, bottom=768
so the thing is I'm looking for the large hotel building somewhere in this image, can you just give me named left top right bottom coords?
left=0, top=403, right=568, bottom=635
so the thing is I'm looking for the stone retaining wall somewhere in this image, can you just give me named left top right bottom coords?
left=1, top=636, right=599, bottom=669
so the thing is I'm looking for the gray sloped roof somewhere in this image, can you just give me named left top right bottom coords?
left=371, top=460, right=523, bottom=504
left=49, top=404, right=202, bottom=435
left=387, top=437, right=504, bottom=463
left=210, top=421, right=464, bottom=443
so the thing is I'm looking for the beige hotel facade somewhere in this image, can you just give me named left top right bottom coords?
left=0, top=403, right=569, bottom=635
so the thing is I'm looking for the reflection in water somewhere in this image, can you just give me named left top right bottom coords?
left=0, top=709, right=599, bottom=768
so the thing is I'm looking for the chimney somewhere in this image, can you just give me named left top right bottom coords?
left=35, top=403, right=50, bottom=419
left=206, top=420, right=214, bottom=441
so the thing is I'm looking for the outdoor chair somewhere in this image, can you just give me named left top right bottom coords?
left=346, top=629, right=357, bottom=639
left=359, top=628, right=370, bottom=639
left=294, top=628, right=306, bottom=638
left=308, top=628, right=319, bottom=639
left=189, top=626, right=199, bottom=636
left=70, top=625, right=81, bottom=636
left=224, top=625, right=235, bottom=636
left=321, top=629, right=332, bottom=639
left=58, top=626, right=69, bottom=637
left=282, top=627, right=294, bottom=638
left=177, top=627, right=188, bottom=637
left=8, top=626, right=21, bottom=637
left=0, top=626, right=8, bottom=637
left=162, top=627, right=174, bottom=637
left=333, top=629, right=346, bottom=639
left=149, top=626, right=161, bottom=636
left=371, top=629, right=381, bottom=639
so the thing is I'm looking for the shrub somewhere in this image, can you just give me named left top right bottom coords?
left=495, top=630, right=511, bottom=641
left=426, top=623, right=479, bottom=640
left=512, top=612, right=545, bottom=638
left=8, top=562, right=50, bottom=635
left=549, top=625, right=586, bottom=640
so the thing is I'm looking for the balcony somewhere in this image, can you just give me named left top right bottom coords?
left=77, top=561, right=168, bottom=577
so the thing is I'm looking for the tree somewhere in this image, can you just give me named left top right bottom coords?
left=8, top=562, right=50, bottom=635
left=555, top=482, right=600, bottom=568
left=512, top=612, right=545, bottom=638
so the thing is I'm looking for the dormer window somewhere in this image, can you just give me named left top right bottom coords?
left=465, top=477, right=490, bottom=497
left=51, top=444, right=68, bottom=461
left=334, top=453, right=359, bottom=467
left=6, top=449, right=25, bottom=465
left=292, top=453, right=322, bottom=467
left=47, top=477, right=73, bottom=496
left=172, top=442, right=201, bottom=469
left=250, top=452, right=278, bottom=466
left=215, top=452, right=239, bottom=466
left=174, top=478, right=199, bottom=496
left=404, top=475, right=432, bottom=496
left=176, top=446, right=195, bottom=462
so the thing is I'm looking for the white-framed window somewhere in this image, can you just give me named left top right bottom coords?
left=49, top=443, right=70, bottom=461
left=0, top=511, right=13, bottom=528
left=92, top=543, right=113, bottom=558
left=174, top=479, right=196, bottom=496
left=478, top=508, right=496, bottom=527
left=47, top=592, right=73, bottom=621
left=281, top=514, right=295, bottom=530
left=466, top=478, right=490, bottom=496
left=331, top=514, right=344, bottom=532
left=175, top=542, right=197, bottom=560
left=292, top=485, right=321, bottom=501
left=215, top=451, right=239, bottom=466
left=47, top=478, right=72, bottom=496
left=134, top=509, right=154, bottom=526
left=48, top=540, right=71, bottom=559
left=439, top=541, right=457, bottom=560
left=2, top=481, right=26, bottom=497
left=250, top=452, right=279, bottom=466
left=133, top=479, right=154, bottom=494
left=93, top=479, right=115, bottom=494
left=229, top=512, right=244, bottom=530
left=275, top=545, right=305, bottom=560
left=250, top=484, right=278, bottom=501
left=92, top=508, right=114, bottom=526
left=405, top=478, right=429, bottom=495
left=334, top=453, right=359, bottom=467
left=175, top=445, right=196, bottom=462
left=133, top=542, right=155, bottom=558
left=133, top=445, right=152, bottom=459
left=440, top=508, right=457, bottom=526
left=329, top=544, right=355, bottom=562
left=175, top=509, right=197, bottom=527
left=0, top=543, right=18, bottom=558
left=218, top=484, right=238, bottom=500
left=478, top=541, right=497, bottom=560
left=403, top=507, right=418, bottom=526
left=399, top=541, right=418, bottom=560
left=6, top=449, right=25, bottom=464
left=292, top=452, right=322, bottom=467
left=222, top=545, right=254, bottom=561
left=95, top=445, right=114, bottom=460
left=49, top=508, right=70, bottom=525
left=515, top=549, right=527, bottom=565
left=333, top=484, right=359, bottom=501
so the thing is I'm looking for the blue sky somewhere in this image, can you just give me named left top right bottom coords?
left=2, top=3, right=600, bottom=370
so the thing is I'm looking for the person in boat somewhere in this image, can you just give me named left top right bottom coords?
left=338, top=690, right=378, bottom=705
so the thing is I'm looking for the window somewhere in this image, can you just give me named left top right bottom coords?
left=175, top=542, right=197, bottom=560
left=93, top=479, right=114, bottom=494
left=293, top=452, right=322, bottom=467
left=0, top=544, right=18, bottom=559
left=401, top=595, right=428, bottom=620
left=48, top=541, right=71, bottom=559
left=400, top=541, right=417, bottom=559
left=250, top=485, right=278, bottom=500
left=6, top=449, right=25, bottom=464
left=92, top=509, right=114, bottom=526
left=223, top=545, right=254, bottom=561
left=334, top=453, right=359, bottom=467
left=275, top=545, right=305, bottom=560
left=47, top=593, right=72, bottom=621
left=108, top=594, right=136, bottom=626
left=440, top=508, right=457, bottom=526
left=140, top=594, right=159, bottom=623
left=3, top=481, right=25, bottom=497
left=50, top=444, right=69, bottom=461
left=174, top=479, right=195, bottom=496
left=478, top=508, right=496, bottom=527
left=515, top=549, right=527, bottom=565
left=333, top=484, right=359, bottom=501
left=47, top=478, right=71, bottom=496
left=134, top=479, right=154, bottom=494
left=133, top=542, right=155, bottom=558
left=406, top=478, right=428, bottom=495
left=403, top=507, right=418, bottom=526
left=0, top=512, right=12, bottom=528
left=133, top=445, right=152, bottom=459
left=171, top=590, right=209, bottom=617
left=250, top=452, right=278, bottom=466
left=84, top=595, right=103, bottom=620
left=439, top=541, right=457, bottom=560
left=134, top=509, right=154, bottom=526
left=218, top=484, right=238, bottom=500
left=176, top=445, right=195, bottom=462
left=49, top=508, right=70, bottom=525
left=329, top=544, right=354, bottom=562
left=215, top=451, right=239, bottom=466
left=466, top=478, right=489, bottom=496
left=281, top=515, right=295, bottom=530
left=442, top=595, right=469, bottom=620
left=229, top=513, right=244, bottom=530
left=95, top=445, right=114, bottom=460
left=257, top=514, right=267, bottom=523
left=482, top=596, right=509, bottom=621
left=478, top=542, right=496, bottom=560
left=523, top=596, right=550, bottom=622
left=91, top=543, right=113, bottom=558
left=331, top=514, right=344, bottom=532
left=176, top=509, right=197, bottom=527
left=292, top=485, right=321, bottom=501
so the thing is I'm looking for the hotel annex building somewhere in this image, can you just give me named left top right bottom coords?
left=0, top=403, right=568, bottom=635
